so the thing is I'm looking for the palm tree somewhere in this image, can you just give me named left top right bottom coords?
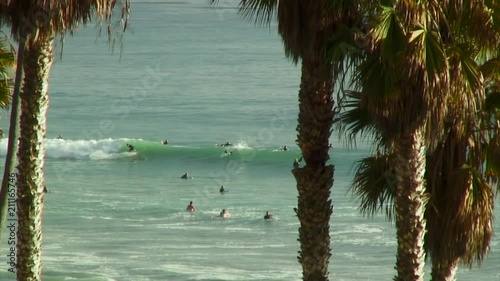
left=342, top=91, right=499, bottom=281
left=337, top=5, right=499, bottom=281
left=209, top=1, right=370, bottom=279
left=1, top=1, right=130, bottom=279
left=415, top=2, right=499, bottom=280
left=354, top=5, right=449, bottom=280
left=0, top=33, right=16, bottom=245
left=338, top=1, right=498, bottom=280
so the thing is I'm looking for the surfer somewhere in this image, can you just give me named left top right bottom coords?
left=264, top=211, right=273, bottom=220
left=57, top=134, right=64, bottom=140
left=219, top=209, right=230, bottom=218
left=186, top=201, right=196, bottom=212
left=181, top=173, right=192, bottom=179
left=293, top=156, right=303, bottom=169
left=162, top=139, right=169, bottom=145
left=220, top=185, right=226, bottom=193
left=216, top=142, right=232, bottom=147
left=224, top=150, right=233, bottom=156
left=126, top=143, right=135, bottom=152
left=293, top=158, right=300, bottom=169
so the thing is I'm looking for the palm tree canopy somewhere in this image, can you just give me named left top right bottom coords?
left=2, top=0, right=130, bottom=43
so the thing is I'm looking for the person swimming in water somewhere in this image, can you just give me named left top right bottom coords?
left=264, top=211, right=273, bottom=220
left=126, top=143, right=135, bottom=152
left=186, top=201, right=196, bottom=212
left=219, top=209, right=231, bottom=218
left=181, top=173, right=192, bottom=179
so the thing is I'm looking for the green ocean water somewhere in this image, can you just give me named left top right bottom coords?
left=0, top=1, right=498, bottom=280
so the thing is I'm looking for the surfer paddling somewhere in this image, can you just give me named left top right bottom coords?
left=264, top=211, right=274, bottom=220
left=186, top=201, right=196, bottom=212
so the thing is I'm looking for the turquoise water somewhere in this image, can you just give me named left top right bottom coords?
left=0, top=1, right=499, bottom=280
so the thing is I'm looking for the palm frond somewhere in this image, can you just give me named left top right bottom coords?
left=460, top=164, right=494, bottom=265
left=238, top=0, right=278, bottom=26
left=7, top=0, right=130, bottom=44
left=485, top=135, right=500, bottom=189
left=336, top=90, right=386, bottom=148
left=372, top=5, right=406, bottom=65
left=425, top=29, right=447, bottom=78
left=446, top=0, right=499, bottom=54
left=326, top=24, right=366, bottom=71
left=350, top=153, right=396, bottom=220
left=356, top=52, right=399, bottom=99
left=479, top=58, right=500, bottom=84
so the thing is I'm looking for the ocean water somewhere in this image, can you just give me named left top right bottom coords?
left=0, top=1, right=499, bottom=281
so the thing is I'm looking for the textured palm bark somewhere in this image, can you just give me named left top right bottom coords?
left=293, top=47, right=335, bottom=281
left=16, top=38, right=53, bottom=281
left=431, top=259, right=458, bottom=281
left=393, top=129, right=426, bottom=281
left=296, top=51, right=334, bottom=167
left=292, top=165, right=334, bottom=281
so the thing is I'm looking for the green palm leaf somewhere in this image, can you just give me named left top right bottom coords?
left=410, top=27, right=447, bottom=78
left=373, top=5, right=406, bottom=65
left=350, top=153, right=396, bottom=220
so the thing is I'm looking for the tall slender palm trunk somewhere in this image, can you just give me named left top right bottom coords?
left=16, top=37, right=53, bottom=281
left=0, top=36, right=25, bottom=243
left=393, top=128, right=427, bottom=281
left=292, top=49, right=335, bottom=281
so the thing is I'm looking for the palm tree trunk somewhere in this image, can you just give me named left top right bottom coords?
left=293, top=166, right=334, bottom=281
left=296, top=52, right=333, bottom=166
left=16, top=37, right=53, bottom=281
left=431, top=258, right=459, bottom=281
left=293, top=50, right=335, bottom=281
left=393, top=129, right=427, bottom=281
left=0, top=36, right=25, bottom=244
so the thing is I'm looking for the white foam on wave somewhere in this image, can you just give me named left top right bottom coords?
left=232, top=140, right=252, bottom=150
left=0, top=137, right=138, bottom=160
